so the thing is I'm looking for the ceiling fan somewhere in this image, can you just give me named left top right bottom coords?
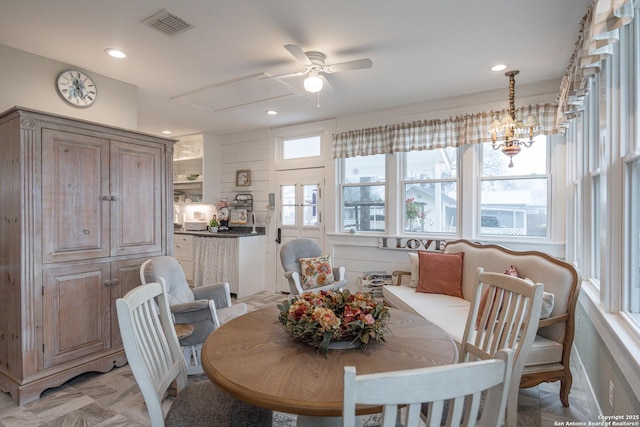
left=267, top=44, right=373, bottom=93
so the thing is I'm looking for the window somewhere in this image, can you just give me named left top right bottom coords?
left=281, top=183, right=319, bottom=226
left=402, top=148, right=458, bottom=233
left=589, top=71, right=602, bottom=285
left=341, top=154, right=385, bottom=232
left=479, top=135, right=549, bottom=237
left=624, top=8, right=640, bottom=326
left=282, top=135, right=321, bottom=160
left=626, top=156, right=640, bottom=324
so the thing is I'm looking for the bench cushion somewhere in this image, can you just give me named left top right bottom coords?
left=383, top=284, right=563, bottom=366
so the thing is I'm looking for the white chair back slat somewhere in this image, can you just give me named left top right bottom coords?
left=343, top=349, right=514, bottom=427
left=459, top=267, right=544, bottom=427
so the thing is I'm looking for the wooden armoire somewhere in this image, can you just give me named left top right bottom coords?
left=0, top=107, right=174, bottom=404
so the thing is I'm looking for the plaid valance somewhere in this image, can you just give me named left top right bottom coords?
left=332, top=103, right=557, bottom=159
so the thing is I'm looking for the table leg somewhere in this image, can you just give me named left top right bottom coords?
left=296, top=415, right=362, bottom=427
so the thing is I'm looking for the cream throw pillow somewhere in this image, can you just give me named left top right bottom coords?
left=408, top=252, right=419, bottom=287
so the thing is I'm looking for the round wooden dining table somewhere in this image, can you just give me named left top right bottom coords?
left=201, top=303, right=457, bottom=426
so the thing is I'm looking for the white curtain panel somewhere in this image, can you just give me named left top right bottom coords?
left=193, top=237, right=238, bottom=290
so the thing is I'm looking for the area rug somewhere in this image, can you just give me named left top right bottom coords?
left=273, top=411, right=386, bottom=426
left=189, top=374, right=388, bottom=426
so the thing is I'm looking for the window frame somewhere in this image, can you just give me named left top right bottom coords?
left=400, top=148, right=459, bottom=236
left=338, top=154, right=387, bottom=234
left=477, top=135, right=552, bottom=240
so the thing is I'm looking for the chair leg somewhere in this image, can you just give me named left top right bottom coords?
left=181, top=344, right=204, bottom=375
left=560, top=371, right=572, bottom=407
left=506, top=394, right=518, bottom=427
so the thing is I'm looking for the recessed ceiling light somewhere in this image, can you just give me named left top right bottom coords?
left=162, top=130, right=172, bottom=135
left=266, top=110, right=278, bottom=115
left=491, top=64, right=507, bottom=72
left=105, top=48, right=126, bottom=59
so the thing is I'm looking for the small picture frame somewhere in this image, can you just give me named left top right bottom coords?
left=236, top=169, right=251, bottom=187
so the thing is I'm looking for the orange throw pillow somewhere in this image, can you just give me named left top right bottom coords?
left=416, top=252, right=464, bottom=298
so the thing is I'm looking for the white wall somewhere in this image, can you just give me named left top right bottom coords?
left=0, top=44, right=137, bottom=129
left=218, top=81, right=564, bottom=292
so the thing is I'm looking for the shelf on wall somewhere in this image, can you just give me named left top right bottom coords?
left=174, top=181, right=202, bottom=189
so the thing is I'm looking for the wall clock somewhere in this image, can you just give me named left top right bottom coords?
left=56, top=70, right=97, bottom=108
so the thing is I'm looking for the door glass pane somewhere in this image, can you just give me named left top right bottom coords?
left=302, top=184, right=318, bottom=226
left=281, top=185, right=296, bottom=226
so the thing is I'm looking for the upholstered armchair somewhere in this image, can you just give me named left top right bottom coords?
left=279, top=238, right=347, bottom=295
left=140, top=256, right=247, bottom=373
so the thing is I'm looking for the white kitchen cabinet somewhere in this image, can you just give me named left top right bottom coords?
left=174, top=233, right=194, bottom=283
left=173, top=139, right=203, bottom=202
left=192, top=235, right=265, bottom=298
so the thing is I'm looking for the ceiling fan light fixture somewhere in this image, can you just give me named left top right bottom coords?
left=304, top=73, right=323, bottom=93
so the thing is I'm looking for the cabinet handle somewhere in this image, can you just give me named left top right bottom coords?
left=101, top=195, right=110, bottom=201
left=110, top=195, right=118, bottom=201
left=104, top=280, right=119, bottom=286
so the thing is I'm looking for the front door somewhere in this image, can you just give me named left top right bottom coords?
left=275, top=168, right=324, bottom=293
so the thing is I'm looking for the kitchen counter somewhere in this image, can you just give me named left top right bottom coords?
left=175, top=226, right=265, bottom=238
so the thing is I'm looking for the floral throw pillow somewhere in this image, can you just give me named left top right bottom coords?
left=299, top=255, right=335, bottom=289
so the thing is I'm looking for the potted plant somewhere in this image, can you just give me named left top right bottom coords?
left=209, top=215, right=219, bottom=233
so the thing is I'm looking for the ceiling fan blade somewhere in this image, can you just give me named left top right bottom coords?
left=325, top=58, right=373, bottom=73
left=261, top=70, right=307, bottom=80
left=284, top=44, right=312, bottom=65
left=319, top=74, right=334, bottom=92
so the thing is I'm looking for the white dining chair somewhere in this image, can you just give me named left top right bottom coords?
left=459, top=267, right=544, bottom=427
left=343, top=348, right=515, bottom=427
left=116, top=279, right=272, bottom=427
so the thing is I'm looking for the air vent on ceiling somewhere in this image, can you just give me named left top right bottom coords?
left=141, top=9, right=193, bottom=37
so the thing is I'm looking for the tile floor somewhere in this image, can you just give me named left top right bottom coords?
left=0, top=291, right=600, bottom=426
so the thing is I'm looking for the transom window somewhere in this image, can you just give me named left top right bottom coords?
left=282, top=135, right=321, bottom=160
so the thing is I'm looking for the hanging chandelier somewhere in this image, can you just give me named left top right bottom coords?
left=488, top=70, right=540, bottom=167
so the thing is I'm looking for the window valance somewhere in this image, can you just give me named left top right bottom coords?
left=332, top=103, right=557, bottom=159
left=556, top=0, right=634, bottom=131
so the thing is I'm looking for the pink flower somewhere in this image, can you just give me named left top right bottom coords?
left=360, top=313, right=375, bottom=325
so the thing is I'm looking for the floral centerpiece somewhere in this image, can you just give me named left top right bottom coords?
left=277, top=289, right=389, bottom=356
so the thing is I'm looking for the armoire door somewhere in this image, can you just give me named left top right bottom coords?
left=42, top=263, right=111, bottom=369
left=41, top=129, right=110, bottom=263
left=109, top=257, right=146, bottom=347
left=110, top=140, right=163, bottom=256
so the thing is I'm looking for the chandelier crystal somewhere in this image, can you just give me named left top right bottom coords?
left=489, top=70, right=540, bottom=167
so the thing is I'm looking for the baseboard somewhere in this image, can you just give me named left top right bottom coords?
left=572, top=344, right=602, bottom=415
